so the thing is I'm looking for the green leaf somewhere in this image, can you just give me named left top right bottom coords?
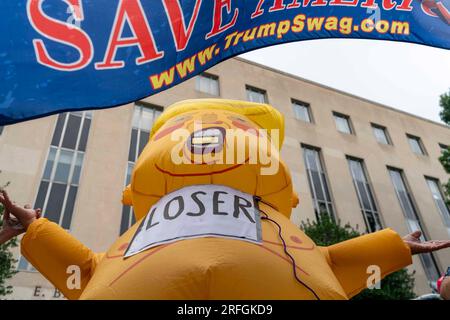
left=438, top=90, right=450, bottom=206
left=0, top=188, right=18, bottom=297
left=301, top=213, right=416, bottom=300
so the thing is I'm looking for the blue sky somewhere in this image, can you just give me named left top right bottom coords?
left=241, top=39, right=450, bottom=124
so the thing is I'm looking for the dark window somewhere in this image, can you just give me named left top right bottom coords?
left=62, top=186, right=78, bottom=230
left=41, top=112, right=92, bottom=224
left=120, top=206, right=131, bottom=236
left=35, top=181, right=49, bottom=211
left=302, top=145, right=335, bottom=220
left=407, top=134, right=426, bottom=155
left=128, top=129, right=138, bottom=162
left=347, top=157, right=382, bottom=232
left=0, top=126, right=4, bottom=135
left=246, top=85, right=267, bottom=104
left=388, top=168, right=440, bottom=284
left=138, top=130, right=148, bottom=155
left=292, top=100, right=312, bottom=123
left=426, top=177, right=450, bottom=236
left=371, top=124, right=391, bottom=145
left=53, top=149, right=74, bottom=183
left=43, top=147, right=57, bottom=180
left=62, top=114, right=82, bottom=150
left=71, top=153, right=84, bottom=185
left=51, top=115, right=65, bottom=146
left=439, top=143, right=448, bottom=154
left=44, top=183, right=66, bottom=223
left=78, top=118, right=91, bottom=152
left=19, top=111, right=92, bottom=272
left=120, top=103, right=162, bottom=235
left=333, top=112, right=353, bottom=134
left=195, top=73, right=220, bottom=96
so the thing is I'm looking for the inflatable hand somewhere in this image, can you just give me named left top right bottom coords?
left=20, top=99, right=414, bottom=299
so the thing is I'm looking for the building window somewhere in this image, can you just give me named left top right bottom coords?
left=388, top=168, right=440, bottom=284
left=407, top=134, right=427, bottom=155
left=195, top=73, right=220, bottom=96
left=19, top=111, right=92, bottom=271
left=120, top=103, right=162, bottom=235
left=372, top=124, right=391, bottom=145
left=333, top=112, right=353, bottom=134
left=347, top=157, right=382, bottom=233
left=302, top=145, right=335, bottom=220
left=0, top=126, right=4, bottom=135
left=426, top=177, right=450, bottom=236
left=439, top=143, right=449, bottom=154
left=246, top=85, right=267, bottom=104
left=292, top=100, right=312, bottom=123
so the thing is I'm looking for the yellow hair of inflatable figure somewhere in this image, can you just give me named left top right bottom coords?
left=20, top=99, right=413, bottom=300
left=150, top=99, right=285, bottom=147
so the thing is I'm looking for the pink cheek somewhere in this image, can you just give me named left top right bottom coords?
left=232, top=121, right=260, bottom=136
left=153, top=122, right=185, bottom=141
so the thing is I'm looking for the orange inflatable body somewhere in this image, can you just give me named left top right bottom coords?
left=21, top=99, right=412, bottom=299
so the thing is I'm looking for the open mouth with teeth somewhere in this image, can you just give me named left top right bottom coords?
left=187, top=127, right=226, bottom=155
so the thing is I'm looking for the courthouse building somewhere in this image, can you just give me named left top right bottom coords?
left=1, top=57, right=449, bottom=299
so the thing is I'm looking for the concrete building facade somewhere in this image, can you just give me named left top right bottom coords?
left=1, top=57, right=449, bottom=299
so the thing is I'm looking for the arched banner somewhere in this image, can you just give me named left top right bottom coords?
left=0, top=0, right=449, bottom=125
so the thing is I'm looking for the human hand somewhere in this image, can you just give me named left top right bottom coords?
left=0, top=190, right=41, bottom=244
left=403, top=230, right=450, bottom=255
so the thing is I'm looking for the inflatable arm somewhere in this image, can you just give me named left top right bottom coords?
left=320, top=228, right=412, bottom=298
left=20, top=218, right=104, bottom=300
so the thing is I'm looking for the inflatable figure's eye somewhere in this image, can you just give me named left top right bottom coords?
left=153, top=122, right=185, bottom=141
left=174, top=115, right=193, bottom=123
left=229, top=116, right=259, bottom=136
left=228, top=116, right=247, bottom=123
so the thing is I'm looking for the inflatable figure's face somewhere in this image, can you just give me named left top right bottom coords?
left=149, top=109, right=275, bottom=172
left=128, top=108, right=295, bottom=220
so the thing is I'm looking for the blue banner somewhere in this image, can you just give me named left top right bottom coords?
left=1, top=0, right=449, bottom=125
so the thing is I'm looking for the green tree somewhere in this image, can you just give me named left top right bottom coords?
left=0, top=180, right=17, bottom=297
left=301, top=214, right=416, bottom=300
left=439, top=90, right=450, bottom=125
left=439, top=89, right=450, bottom=205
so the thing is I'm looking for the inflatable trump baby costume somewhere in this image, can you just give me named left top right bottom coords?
left=13, top=99, right=416, bottom=299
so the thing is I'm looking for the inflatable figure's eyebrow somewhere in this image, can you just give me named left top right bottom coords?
left=173, top=114, right=194, bottom=122
left=227, top=115, right=248, bottom=122
left=153, top=122, right=185, bottom=141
